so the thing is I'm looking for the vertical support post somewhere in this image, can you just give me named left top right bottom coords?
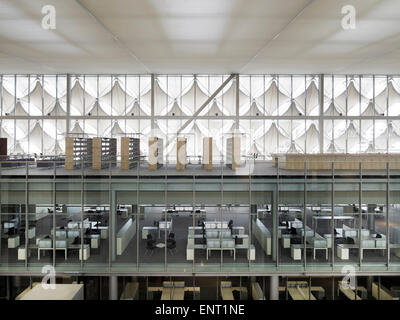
left=235, top=74, right=239, bottom=129
left=303, top=162, right=307, bottom=268
left=269, top=275, right=279, bottom=300
left=272, top=185, right=278, bottom=263
left=25, top=162, right=29, bottom=269
left=151, top=74, right=155, bottom=130
left=386, top=162, right=390, bottom=269
left=111, top=191, right=116, bottom=262
left=331, top=162, right=335, bottom=269
left=66, top=74, right=71, bottom=134
left=109, top=276, right=118, bottom=300
left=359, top=162, right=362, bottom=267
left=319, top=74, right=324, bottom=152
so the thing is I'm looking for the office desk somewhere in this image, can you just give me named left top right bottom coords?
left=338, top=283, right=362, bottom=300
left=8, top=235, right=20, bottom=248
left=186, top=244, right=207, bottom=260
left=207, top=246, right=235, bottom=260
left=161, top=287, right=185, bottom=300
left=290, top=244, right=329, bottom=260
left=187, top=234, right=204, bottom=245
left=38, top=247, right=67, bottom=260
left=336, top=243, right=386, bottom=260
left=312, top=215, right=355, bottom=230
left=158, top=220, right=172, bottom=238
left=142, top=226, right=158, bottom=239
left=235, top=244, right=255, bottom=260
left=221, top=287, right=234, bottom=300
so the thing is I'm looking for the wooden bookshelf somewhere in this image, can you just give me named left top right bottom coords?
left=273, top=153, right=400, bottom=170
left=176, top=137, right=187, bottom=171
left=121, top=137, right=140, bottom=170
left=226, top=136, right=240, bottom=170
left=0, top=138, right=7, bottom=160
left=148, top=137, right=163, bottom=170
left=92, top=137, right=117, bottom=170
left=65, top=137, right=93, bottom=170
left=203, top=137, right=212, bottom=171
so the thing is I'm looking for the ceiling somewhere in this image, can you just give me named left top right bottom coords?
left=0, top=0, right=399, bottom=74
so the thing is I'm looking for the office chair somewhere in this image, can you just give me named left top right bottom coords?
left=168, top=232, right=175, bottom=239
left=147, top=234, right=153, bottom=241
left=145, top=239, right=156, bottom=256
left=167, top=238, right=177, bottom=255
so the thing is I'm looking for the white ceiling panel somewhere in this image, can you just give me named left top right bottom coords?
left=0, top=0, right=399, bottom=74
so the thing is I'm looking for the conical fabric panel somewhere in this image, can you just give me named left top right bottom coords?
left=295, top=81, right=319, bottom=115
left=70, top=121, right=84, bottom=135
left=142, top=80, right=168, bottom=115
left=248, top=142, right=263, bottom=156
left=24, top=81, right=54, bottom=115
left=13, top=141, right=25, bottom=154
left=326, top=141, right=341, bottom=153
left=204, top=100, right=225, bottom=116
left=387, top=82, right=400, bottom=116
left=181, top=80, right=208, bottom=114
left=166, top=100, right=188, bottom=116
left=22, top=122, right=54, bottom=154
left=364, top=142, right=376, bottom=153
left=256, top=122, right=290, bottom=154
left=87, top=99, right=109, bottom=116
left=126, top=100, right=149, bottom=116
left=336, top=121, right=366, bottom=152
left=324, top=101, right=343, bottom=116
left=70, top=80, right=95, bottom=115
left=335, top=81, right=368, bottom=115
left=242, top=100, right=263, bottom=116
left=287, top=141, right=301, bottom=153
left=281, top=100, right=304, bottom=116
left=110, top=121, right=125, bottom=136
left=375, top=82, right=400, bottom=115
left=1, top=87, right=16, bottom=114
left=101, top=81, right=134, bottom=116
left=10, top=100, right=29, bottom=116
left=295, top=123, right=319, bottom=153
left=47, top=100, right=67, bottom=116
left=361, top=101, right=380, bottom=116
left=376, top=122, right=400, bottom=151
left=256, top=81, right=290, bottom=115
left=218, top=82, right=247, bottom=116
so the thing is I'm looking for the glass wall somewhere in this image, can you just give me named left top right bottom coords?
left=0, top=74, right=400, bottom=276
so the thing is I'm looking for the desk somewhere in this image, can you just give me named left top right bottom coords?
left=161, top=287, right=185, bottom=300
left=187, top=234, right=204, bottom=245
left=156, top=243, right=166, bottom=249
left=235, top=244, right=255, bottom=260
left=186, top=244, right=207, bottom=260
left=312, top=215, right=355, bottom=230
left=290, top=244, right=329, bottom=260
left=338, top=283, right=362, bottom=300
left=8, top=235, right=20, bottom=248
left=207, top=247, right=235, bottom=260
left=158, top=220, right=172, bottom=238
left=142, top=226, right=158, bottom=239
left=38, top=247, right=67, bottom=260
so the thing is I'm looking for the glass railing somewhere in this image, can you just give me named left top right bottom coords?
left=0, top=155, right=399, bottom=275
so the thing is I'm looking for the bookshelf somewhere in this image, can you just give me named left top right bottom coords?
left=121, top=137, right=140, bottom=170
left=92, top=137, right=117, bottom=170
left=226, top=136, right=240, bottom=170
left=176, top=137, right=187, bottom=170
left=148, top=137, right=163, bottom=170
left=65, top=137, right=93, bottom=170
left=203, top=137, right=212, bottom=171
